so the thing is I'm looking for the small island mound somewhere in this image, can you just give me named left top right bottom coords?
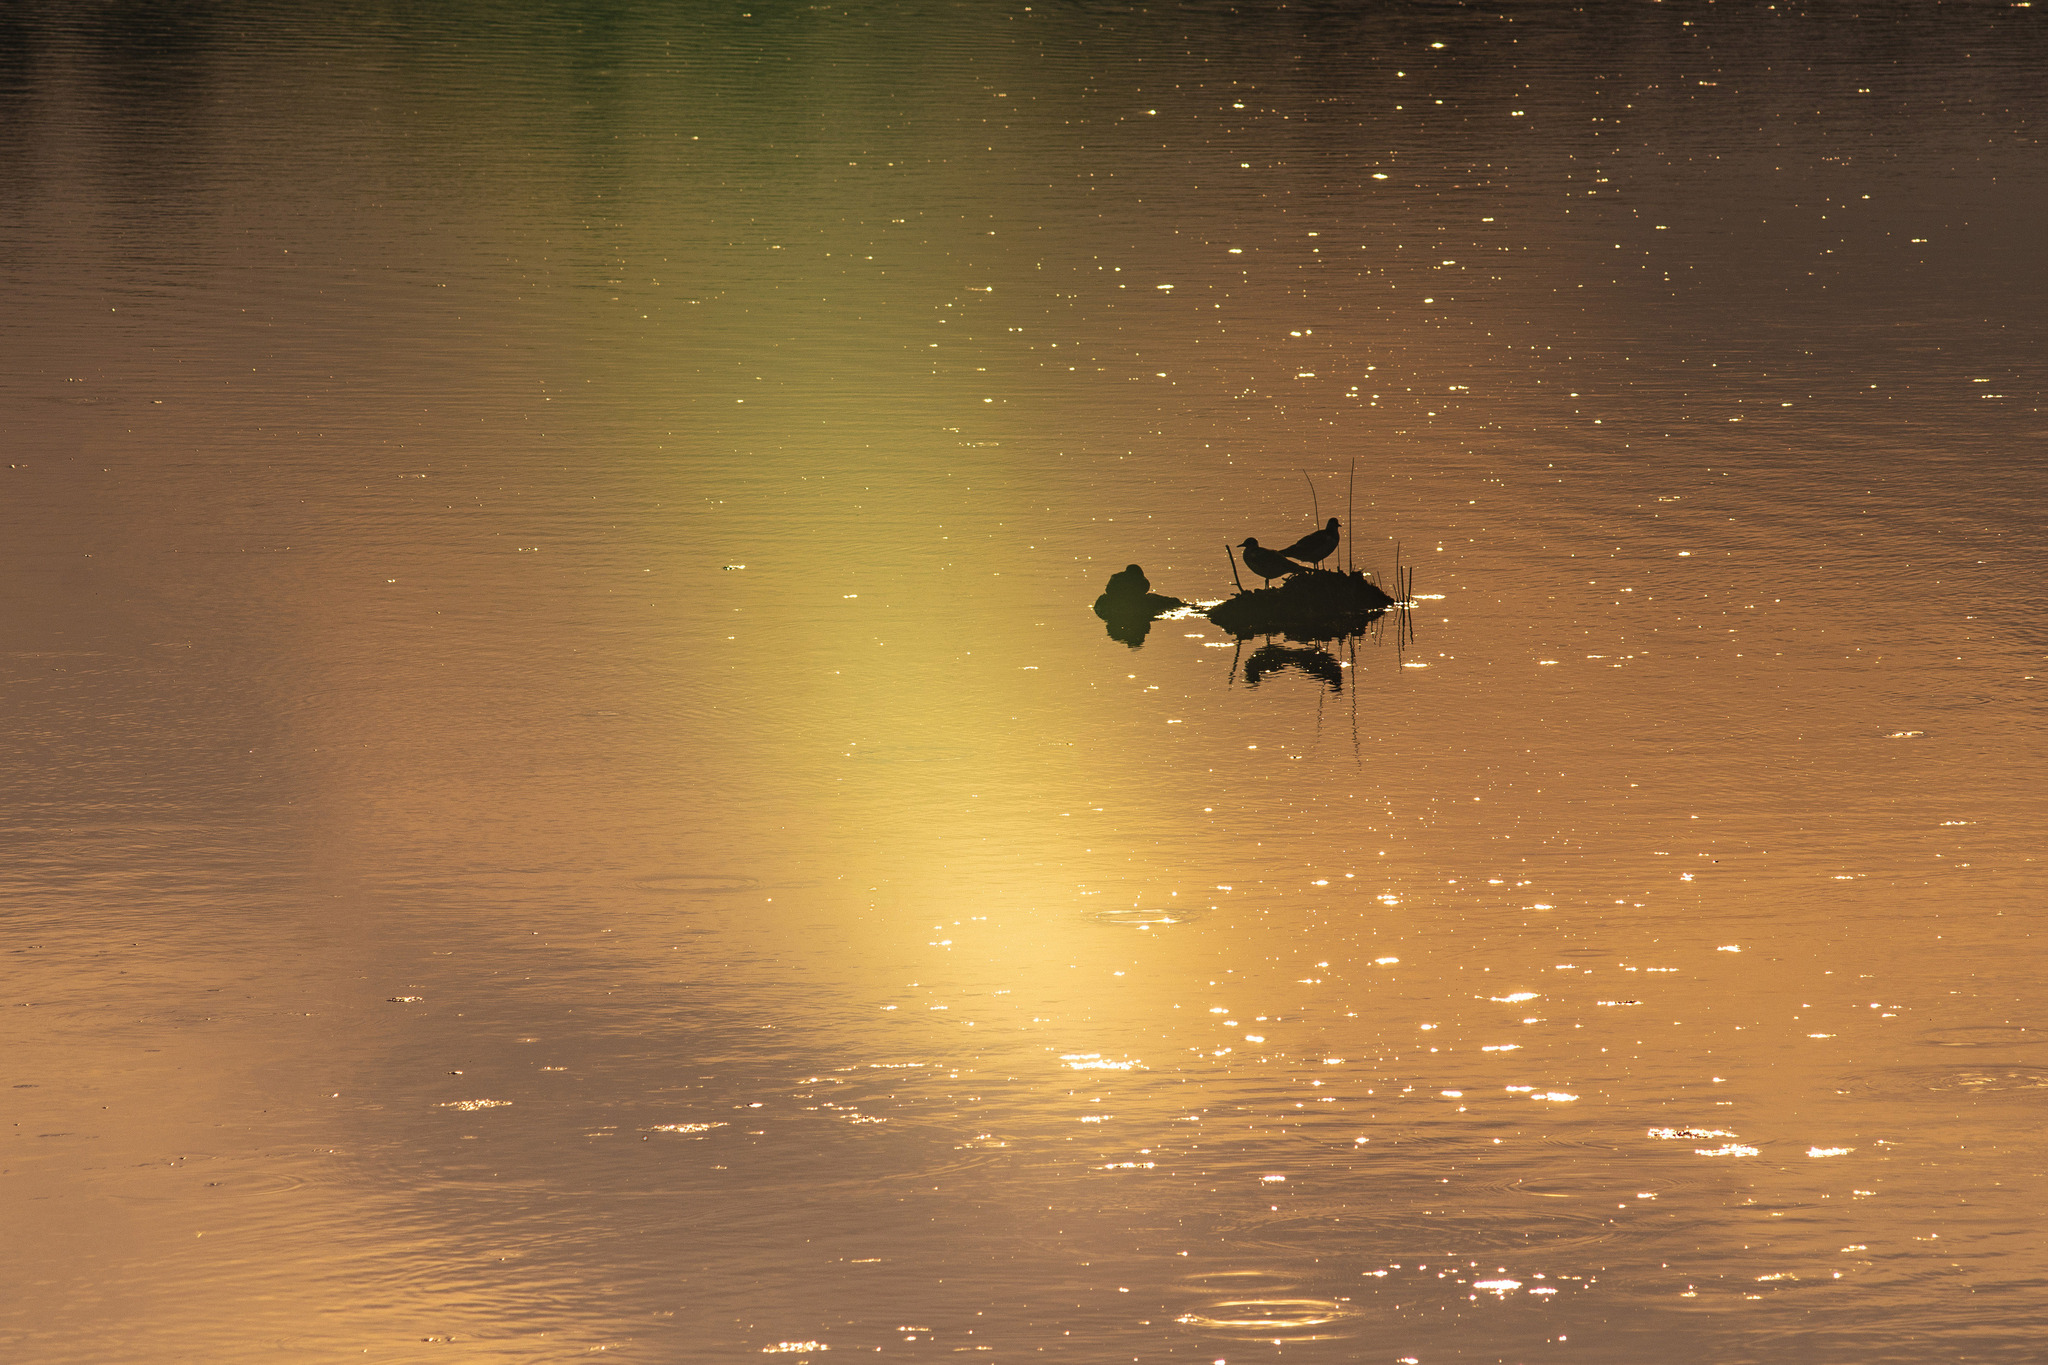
left=1206, top=567, right=1393, bottom=638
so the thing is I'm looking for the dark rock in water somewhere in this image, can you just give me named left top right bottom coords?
left=1207, top=568, right=1393, bottom=639
left=1093, top=590, right=1187, bottom=649
left=1104, top=564, right=1152, bottom=598
left=1095, top=591, right=1185, bottom=620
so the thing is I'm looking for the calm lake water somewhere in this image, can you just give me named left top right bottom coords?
left=4, top=3, right=2045, bottom=1361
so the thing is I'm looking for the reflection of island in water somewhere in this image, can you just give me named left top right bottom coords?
left=1242, top=642, right=1345, bottom=692
left=1219, top=582, right=1415, bottom=698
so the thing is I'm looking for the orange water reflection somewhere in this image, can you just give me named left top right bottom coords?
left=4, top=3, right=2047, bottom=1361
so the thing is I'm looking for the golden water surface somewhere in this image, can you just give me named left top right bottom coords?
left=4, top=3, right=2045, bottom=1361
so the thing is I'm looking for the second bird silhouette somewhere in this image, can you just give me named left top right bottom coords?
left=1277, top=517, right=1341, bottom=569
left=1237, top=538, right=1303, bottom=587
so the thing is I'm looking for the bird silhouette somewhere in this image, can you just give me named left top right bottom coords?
left=1237, top=538, right=1302, bottom=587
left=1277, top=517, right=1341, bottom=568
left=1103, top=564, right=1151, bottom=599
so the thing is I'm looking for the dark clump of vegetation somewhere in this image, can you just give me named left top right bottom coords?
left=1207, top=568, right=1394, bottom=639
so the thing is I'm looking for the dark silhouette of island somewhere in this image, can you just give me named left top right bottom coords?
left=1214, top=517, right=1401, bottom=637
left=1210, top=567, right=1392, bottom=638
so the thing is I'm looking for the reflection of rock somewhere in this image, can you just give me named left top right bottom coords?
left=1208, top=568, right=1392, bottom=639
left=1243, top=643, right=1344, bottom=692
left=1093, top=588, right=1186, bottom=649
left=1099, top=610, right=1154, bottom=648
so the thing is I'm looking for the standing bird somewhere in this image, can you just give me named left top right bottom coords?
left=1237, top=538, right=1302, bottom=587
left=1277, top=517, right=1341, bottom=569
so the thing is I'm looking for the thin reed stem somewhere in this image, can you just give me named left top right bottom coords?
left=1346, top=457, right=1356, bottom=574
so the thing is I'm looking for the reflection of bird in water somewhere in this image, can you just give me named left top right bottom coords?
left=1237, top=538, right=1302, bottom=586
left=1243, top=642, right=1345, bottom=692
left=1277, top=517, right=1341, bottom=568
left=1103, top=564, right=1151, bottom=599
